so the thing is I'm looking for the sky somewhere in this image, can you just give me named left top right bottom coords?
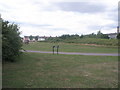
left=0, top=0, right=119, bottom=37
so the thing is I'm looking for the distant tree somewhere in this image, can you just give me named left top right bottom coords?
left=59, top=34, right=70, bottom=39
left=79, top=31, right=108, bottom=39
left=80, top=34, right=84, bottom=38
left=97, top=30, right=103, bottom=38
left=97, top=31, right=102, bottom=35
left=71, top=34, right=79, bottom=39
left=2, top=20, right=22, bottom=62
left=35, top=36, right=39, bottom=41
left=29, top=35, right=33, bottom=40
left=96, top=30, right=109, bottom=39
left=89, top=33, right=96, bottom=38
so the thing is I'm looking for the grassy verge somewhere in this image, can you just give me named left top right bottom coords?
left=3, top=53, right=118, bottom=88
left=22, top=42, right=118, bottom=53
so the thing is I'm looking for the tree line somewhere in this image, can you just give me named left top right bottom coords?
left=47, top=31, right=109, bottom=42
left=59, top=31, right=109, bottom=39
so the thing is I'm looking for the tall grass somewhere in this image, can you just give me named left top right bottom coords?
left=46, top=38, right=119, bottom=46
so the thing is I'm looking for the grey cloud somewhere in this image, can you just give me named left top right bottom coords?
left=104, top=24, right=117, bottom=29
left=36, top=26, right=68, bottom=31
left=88, top=25, right=103, bottom=31
left=0, top=3, right=14, bottom=11
left=22, top=23, right=52, bottom=27
left=55, top=2, right=107, bottom=13
left=8, top=20, right=67, bottom=31
left=0, top=9, right=6, bottom=13
left=107, top=8, right=118, bottom=22
left=88, top=24, right=117, bottom=32
left=13, top=21, right=52, bottom=27
left=32, top=1, right=42, bottom=7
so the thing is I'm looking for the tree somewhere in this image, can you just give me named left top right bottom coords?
left=71, top=34, right=79, bottom=39
left=88, top=33, right=96, bottom=38
left=29, top=35, right=33, bottom=40
left=96, top=31, right=109, bottom=39
left=2, top=20, right=22, bottom=62
left=97, top=30, right=102, bottom=38
left=59, top=34, right=70, bottom=39
left=80, top=34, right=84, bottom=38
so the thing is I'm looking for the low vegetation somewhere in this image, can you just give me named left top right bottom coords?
left=3, top=53, right=118, bottom=88
left=46, top=37, right=119, bottom=46
left=62, top=38, right=118, bottom=46
left=45, top=31, right=119, bottom=46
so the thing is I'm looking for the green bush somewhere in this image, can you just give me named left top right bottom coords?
left=2, top=20, right=22, bottom=62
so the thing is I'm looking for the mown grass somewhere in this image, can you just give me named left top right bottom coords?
left=3, top=53, right=118, bottom=88
left=22, top=42, right=118, bottom=53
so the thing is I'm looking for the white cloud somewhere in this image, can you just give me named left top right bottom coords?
left=0, top=0, right=119, bottom=37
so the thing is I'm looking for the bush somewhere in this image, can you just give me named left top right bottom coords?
left=2, top=20, right=22, bottom=62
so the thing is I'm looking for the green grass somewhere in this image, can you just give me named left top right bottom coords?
left=62, top=38, right=119, bottom=46
left=3, top=53, right=118, bottom=88
left=22, top=42, right=118, bottom=53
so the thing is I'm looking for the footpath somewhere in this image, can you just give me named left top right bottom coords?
left=21, top=50, right=119, bottom=56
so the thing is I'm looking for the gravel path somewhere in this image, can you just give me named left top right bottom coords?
left=21, top=50, right=119, bottom=56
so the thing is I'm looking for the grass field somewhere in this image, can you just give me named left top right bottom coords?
left=3, top=53, right=118, bottom=88
left=46, top=38, right=119, bottom=46
left=22, top=42, right=118, bottom=53
left=62, top=38, right=119, bottom=46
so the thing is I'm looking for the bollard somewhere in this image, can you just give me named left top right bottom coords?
left=52, top=45, right=59, bottom=55
left=53, top=46, right=55, bottom=54
left=57, top=45, right=59, bottom=54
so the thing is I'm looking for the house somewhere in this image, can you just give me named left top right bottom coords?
left=23, top=36, right=30, bottom=42
left=38, top=37, right=45, bottom=41
left=23, top=36, right=50, bottom=42
left=106, top=26, right=119, bottom=39
left=38, top=36, right=46, bottom=41
left=38, top=36, right=50, bottom=41
left=107, top=33, right=118, bottom=39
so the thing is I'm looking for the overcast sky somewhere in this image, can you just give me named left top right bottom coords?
left=0, top=0, right=119, bottom=37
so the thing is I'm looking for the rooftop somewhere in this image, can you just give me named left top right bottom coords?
left=105, top=33, right=117, bottom=35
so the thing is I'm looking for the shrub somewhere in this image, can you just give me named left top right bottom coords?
left=2, top=20, right=22, bottom=62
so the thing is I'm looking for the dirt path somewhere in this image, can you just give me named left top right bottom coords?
left=21, top=50, right=119, bottom=56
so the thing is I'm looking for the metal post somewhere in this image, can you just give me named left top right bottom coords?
left=53, top=46, right=55, bottom=54
left=57, top=45, right=59, bottom=54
